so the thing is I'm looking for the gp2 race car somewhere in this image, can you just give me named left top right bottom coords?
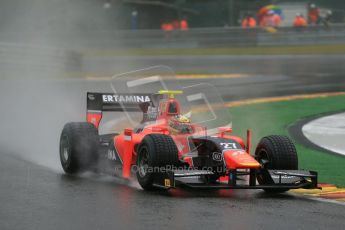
left=59, top=67, right=318, bottom=193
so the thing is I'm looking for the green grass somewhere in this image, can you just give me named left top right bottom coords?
left=230, top=95, right=345, bottom=186
left=83, top=44, right=345, bottom=56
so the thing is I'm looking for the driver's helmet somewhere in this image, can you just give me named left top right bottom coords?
left=168, top=115, right=193, bottom=134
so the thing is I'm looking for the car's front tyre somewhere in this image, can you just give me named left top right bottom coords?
left=255, top=135, right=298, bottom=193
left=136, top=134, right=178, bottom=190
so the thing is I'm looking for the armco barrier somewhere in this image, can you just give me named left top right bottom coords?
left=59, top=24, right=345, bottom=49
left=0, top=25, right=344, bottom=50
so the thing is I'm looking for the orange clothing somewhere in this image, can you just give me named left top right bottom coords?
left=161, top=23, right=173, bottom=31
left=273, top=14, right=281, bottom=26
left=260, top=14, right=280, bottom=27
left=308, top=8, right=319, bottom=24
left=180, top=19, right=189, bottom=30
left=259, top=17, right=267, bottom=27
left=293, top=16, right=307, bottom=27
left=241, top=17, right=257, bottom=28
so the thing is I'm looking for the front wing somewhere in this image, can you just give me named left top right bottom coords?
left=152, top=168, right=319, bottom=190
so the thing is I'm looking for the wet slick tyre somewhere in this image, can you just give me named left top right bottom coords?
left=255, top=135, right=298, bottom=193
left=59, top=122, right=99, bottom=174
left=136, top=134, right=178, bottom=190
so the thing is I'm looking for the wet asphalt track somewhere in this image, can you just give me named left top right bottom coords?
left=1, top=55, right=345, bottom=230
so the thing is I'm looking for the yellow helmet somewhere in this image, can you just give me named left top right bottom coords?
left=168, top=115, right=192, bottom=134
left=175, top=115, right=190, bottom=123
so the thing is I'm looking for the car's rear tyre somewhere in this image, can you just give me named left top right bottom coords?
left=136, top=134, right=178, bottom=190
left=255, top=135, right=298, bottom=193
left=59, top=122, right=99, bottom=174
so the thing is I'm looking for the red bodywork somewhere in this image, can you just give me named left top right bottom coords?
left=87, top=97, right=261, bottom=179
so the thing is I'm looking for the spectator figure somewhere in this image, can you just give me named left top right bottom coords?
left=131, top=10, right=138, bottom=30
left=180, top=18, right=189, bottom=31
left=161, top=22, right=174, bottom=31
left=272, top=13, right=281, bottom=27
left=293, top=13, right=307, bottom=27
left=161, top=22, right=174, bottom=39
left=260, top=10, right=281, bottom=28
left=308, top=3, right=319, bottom=25
left=241, top=14, right=257, bottom=28
left=172, top=20, right=180, bottom=30
left=321, top=10, right=333, bottom=28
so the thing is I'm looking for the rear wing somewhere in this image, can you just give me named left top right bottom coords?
left=86, top=92, right=163, bottom=128
left=86, top=92, right=154, bottom=128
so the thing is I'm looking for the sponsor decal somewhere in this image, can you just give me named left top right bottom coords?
left=124, top=135, right=132, bottom=141
left=102, top=94, right=151, bottom=103
left=164, top=179, right=171, bottom=187
left=271, top=175, right=297, bottom=179
left=88, top=94, right=95, bottom=100
left=146, top=106, right=158, bottom=119
left=107, top=149, right=117, bottom=161
left=231, top=150, right=246, bottom=156
left=212, top=152, right=223, bottom=161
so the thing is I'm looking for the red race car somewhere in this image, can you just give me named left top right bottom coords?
left=59, top=66, right=318, bottom=193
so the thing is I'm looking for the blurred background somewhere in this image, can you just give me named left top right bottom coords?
left=0, top=0, right=344, bottom=50
left=0, top=0, right=344, bottom=77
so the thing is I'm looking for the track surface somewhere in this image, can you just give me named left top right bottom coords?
left=1, top=55, right=345, bottom=230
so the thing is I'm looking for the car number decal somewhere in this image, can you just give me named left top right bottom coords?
left=220, top=142, right=238, bottom=149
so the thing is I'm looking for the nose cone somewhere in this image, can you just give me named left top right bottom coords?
left=223, top=150, right=261, bottom=169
